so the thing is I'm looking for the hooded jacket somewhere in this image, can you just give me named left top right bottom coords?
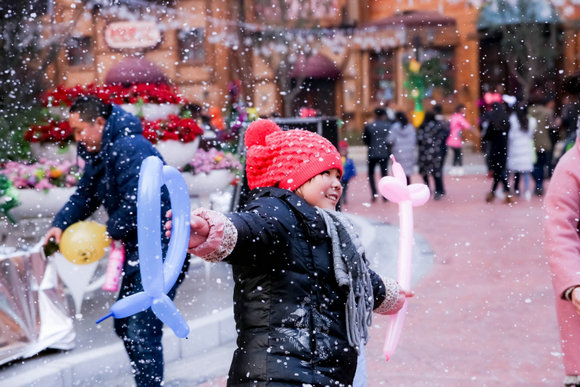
left=223, top=187, right=393, bottom=386
left=52, top=105, right=169, bottom=275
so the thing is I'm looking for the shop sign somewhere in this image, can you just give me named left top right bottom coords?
left=105, top=21, right=161, bottom=50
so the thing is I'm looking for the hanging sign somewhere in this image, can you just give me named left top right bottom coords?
left=105, top=21, right=161, bottom=50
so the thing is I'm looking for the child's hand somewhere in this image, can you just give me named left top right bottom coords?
left=387, top=288, right=414, bottom=315
left=165, top=210, right=211, bottom=251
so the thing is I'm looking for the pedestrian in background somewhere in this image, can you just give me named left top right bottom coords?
left=507, top=100, right=535, bottom=201
left=559, top=94, right=579, bottom=157
left=481, top=101, right=513, bottom=204
left=338, top=140, right=356, bottom=207
left=388, top=110, right=416, bottom=184
left=447, top=104, right=473, bottom=176
left=170, top=119, right=409, bottom=386
left=545, top=133, right=580, bottom=387
left=363, top=107, right=393, bottom=202
left=529, top=97, right=559, bottom=196
left=43, top=96, right=188, bottom=387
left=417, top=108, right=448, bottom=200
left=433, top=105, right=450, bottom=173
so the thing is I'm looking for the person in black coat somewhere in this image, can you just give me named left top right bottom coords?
left=44, top=96, right=188, bottom=387
left=174, top=120, right=408, bottom=386
left=417, top=108, right=449, bottom=200
left=362, top=107, right=393, bottom=202
left=480, top=101, right=514, bottom=203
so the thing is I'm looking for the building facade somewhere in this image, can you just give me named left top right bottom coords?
left=43, top=0, right=580, bottom=136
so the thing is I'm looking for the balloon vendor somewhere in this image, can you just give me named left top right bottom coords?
left=43, top=95, right=189, bottom=387
left=166, top=119, right=411, bottom=386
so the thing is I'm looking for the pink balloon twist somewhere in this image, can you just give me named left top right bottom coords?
left=378, top=155, right=430, bottom=361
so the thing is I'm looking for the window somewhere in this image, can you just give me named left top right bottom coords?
left=178, top=29, right=205, bottom=65
left=66, top=36, right=93, bottom=67
left=370, top=50, right=395, bottom=103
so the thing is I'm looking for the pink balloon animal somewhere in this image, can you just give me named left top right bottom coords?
left=378, top=155, right=430, bottom=361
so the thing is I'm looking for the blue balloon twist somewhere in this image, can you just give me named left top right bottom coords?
left=97, top=156, right=191, bottom=338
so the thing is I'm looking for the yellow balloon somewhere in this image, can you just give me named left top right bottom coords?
left=60, top=221, right=111, bottom=265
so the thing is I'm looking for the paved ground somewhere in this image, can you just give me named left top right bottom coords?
left=0, top=146, right=566, bottom=386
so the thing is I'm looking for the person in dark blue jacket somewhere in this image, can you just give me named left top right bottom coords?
left=43, top=95, right=186, bottom=387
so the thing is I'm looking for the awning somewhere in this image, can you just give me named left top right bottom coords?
left=288, top=54, right=340, bottom=79
left=104, top=57, right=169, bottom=85
left=367, top=10, right=456, bottom=29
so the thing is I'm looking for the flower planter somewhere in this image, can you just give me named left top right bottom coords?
left=182, top=170, right=235, bottom=197
left=47, top=106, right=70, bottom=120
left=155, top=138, right=200, bottom=168
left=120, top=103, right=181, bottom=121
left=30, top=143, right=77, bottom=163
left=10, top=187, right=76, bottom=221
left=143, top=104, right=181, bottom=121
left=120, top=104, right=140, bottom=116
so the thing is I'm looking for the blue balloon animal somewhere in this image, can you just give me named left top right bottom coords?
left=97, top=156, right=191, bottom=338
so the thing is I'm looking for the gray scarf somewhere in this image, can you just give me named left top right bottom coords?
left=319, top=209, right=374, bottom=353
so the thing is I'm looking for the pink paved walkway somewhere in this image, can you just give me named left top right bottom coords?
left=199, top=172, right=564, bottom=386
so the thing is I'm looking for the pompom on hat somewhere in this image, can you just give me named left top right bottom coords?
left=244, top=119, right=343, bottom=191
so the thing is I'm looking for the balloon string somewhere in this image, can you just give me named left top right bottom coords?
left=96, top=312, right=113, bottom=324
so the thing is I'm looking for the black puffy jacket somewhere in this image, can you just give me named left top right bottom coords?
left=225, top=187, right=387, bottom=386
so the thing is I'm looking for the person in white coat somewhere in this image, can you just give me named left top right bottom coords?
left=507, top=101, right=536, bottom=201
left=387, top=111, right=417, bottom=184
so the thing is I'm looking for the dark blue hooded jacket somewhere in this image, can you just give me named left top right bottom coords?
left=53, top=105, right=170, bottom=275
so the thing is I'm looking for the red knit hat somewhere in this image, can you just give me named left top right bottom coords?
left=244, top=119, right=343, bottom=190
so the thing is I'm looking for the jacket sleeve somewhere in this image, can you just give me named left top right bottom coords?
left=105, top=138, right=151, bottom=241
left=52, top=162, right=102, bottom=230
left=226, top=198, right=297, bottom=266
left=545, top=151, right=580, bottom=298
left=369, top=269, right=404, bottom=315
left=187, top=197, right=294, bottom=266
left=225, top=197, right=294, bottom=267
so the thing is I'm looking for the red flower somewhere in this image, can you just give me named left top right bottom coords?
left=25, top=120, right=73, bottom=144
left=42, top=83, right=188, bottom=107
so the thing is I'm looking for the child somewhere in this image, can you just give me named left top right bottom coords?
left=446, top=104, right=473, bottom=176
left=173, top=120, right=407, bottom=386
left=338, top=140, right=356, bottom=206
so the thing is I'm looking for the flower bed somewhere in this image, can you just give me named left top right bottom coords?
left=1, top=160, right=82, bottom=190
left=181, top=149, right=242, bottom=196
left=25, top=85, right=202, bottom=160
left=42, top=83, right=185, bottom=107
left=0, top=160, right=83, bottom=221
left=143, top=115, right=204, bottom=144
left=182, top=148, right=242, bottom=175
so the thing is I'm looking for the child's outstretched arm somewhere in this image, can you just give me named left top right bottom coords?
left=166, top=208, right=237, bottom=262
